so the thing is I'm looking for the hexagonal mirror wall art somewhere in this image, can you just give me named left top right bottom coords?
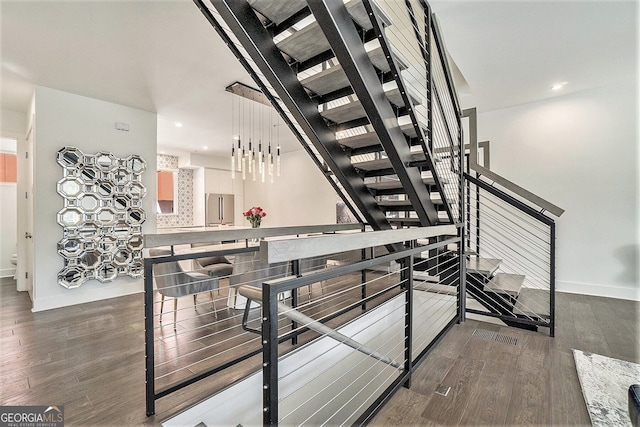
left=56, top=146, right=146, bottom=288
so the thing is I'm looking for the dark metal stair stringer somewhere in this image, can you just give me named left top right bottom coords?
left=209, top=0, right=392, bottom=231
left=309, top=0, right=440, bottom=226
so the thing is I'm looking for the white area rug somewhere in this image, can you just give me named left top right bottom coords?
left=573, top=349, right=640, bottom=427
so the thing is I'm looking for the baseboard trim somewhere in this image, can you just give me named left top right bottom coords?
left=557, top=280, right=639, bottom=301
left=32, top=282, right=143, bottom=312
left=0, top=268, right=16, bottom=278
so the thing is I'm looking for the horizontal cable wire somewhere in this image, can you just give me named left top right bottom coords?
left=468, top=219, right=551, bottom=269
left=288, top=314, right=406, bottom=425
left=278, top=296, right=406, bottom=389
left=467, top=190, right=551, bottom=237
left=467, top=195, right=552, bottom=250
left=280, top=274, right=406, bottom=336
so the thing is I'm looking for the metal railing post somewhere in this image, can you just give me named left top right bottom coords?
left=291, top=259, right=300, bottom=345
left=458, top=156, right=466, bottom=324
left=550, top=221, right=556, bottom=337
left=144, top=259, right=156, bottom=416
left=262, top=281, right=279, bottom=426
left=361, top=247, right=367, bottom=311
left=475, top=172, right=481, bottom=254
left=403, top=254, right=414, bottom=388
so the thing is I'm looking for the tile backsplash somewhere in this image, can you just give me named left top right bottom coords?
left=156, top=154, right=194, bottom=228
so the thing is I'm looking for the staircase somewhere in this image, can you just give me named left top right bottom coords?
left=196, top=0, right=556, bottom=333
left=200, top=0, right=460, bottom=231
left=466, top=256, right=550, bottom=330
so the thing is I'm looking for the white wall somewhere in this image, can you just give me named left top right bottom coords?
left=32, top=86, right=157, bottom=311
left=476, top=79, right=638, bottom=300
left=243, top=149, right=336, bottom=227
left=1, top=109, right=27, bottom=135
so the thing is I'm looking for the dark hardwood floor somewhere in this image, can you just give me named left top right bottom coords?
left=1, top=276, right=637, bottom=426
left=371, top=292, right=639, bottom=426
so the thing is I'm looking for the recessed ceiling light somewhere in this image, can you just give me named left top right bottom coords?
left=159, top=151, right=165, bottom=154
left=203, top=146, right=208, bottom=150
left=551, top=82, right=568, bottom=91
left=174, top=122, right=183, bottom=127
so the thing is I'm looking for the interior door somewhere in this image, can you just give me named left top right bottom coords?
left=16, top=119, right=34, bottom=296
left=221, top=194, right=234, bottom=225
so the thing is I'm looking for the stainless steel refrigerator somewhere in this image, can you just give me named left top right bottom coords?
left=205, top=193, right=234, bottom=225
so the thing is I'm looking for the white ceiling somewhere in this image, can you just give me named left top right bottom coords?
left=1, top=0, right=637, bottom=157
left=429, top=0, right=638, bottom=113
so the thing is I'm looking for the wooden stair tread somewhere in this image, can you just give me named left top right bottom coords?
left=338, top=118, right=429, bottom=151
left=388, top=217, right=420, bottom=225
left=353, top=152, right=427, bottom=171
left=387, top=210, right=450, bottom=226
left=300, top=65, right=350, bottom=96
left=248, top=0, right=307, bottom=26
left=514, top=288, right=550, bottom=319
left=431, top=193, right=444, bottom=204
left=378, top=199, right=412, bottom=207
left=335, top=118, right=425, bottom=150
left=414, top=282, right=458, bottom=296
left=367, top=41, right=407, bottom=72
left=277, top=10, right=398, bottom=66
left=365, top=180, right=403, bottom=191
left=320, top=99, right=366, bottom=124
left=337, top=131, right=380, bottom=150
left=276, top=22, right=330, bottom=63
left=320, top=87, right=415, bottom=124
left=365, top=176, right=441, bottom=191
left=400, top=122, right=423, bottom=138
left=484, top=273, right=525, bottom=297
left=466, top=257, right=501, bottom=276
left=413, top=270, right=439, bottom=283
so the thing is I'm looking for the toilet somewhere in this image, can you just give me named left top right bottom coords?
left=10, top=253, right=17, bottom=279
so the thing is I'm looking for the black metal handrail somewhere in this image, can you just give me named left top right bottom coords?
left=465, top=172, right=556, bottom=336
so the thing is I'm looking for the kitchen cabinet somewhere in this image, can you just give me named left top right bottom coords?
left=205, top=168, right=232, bottom=194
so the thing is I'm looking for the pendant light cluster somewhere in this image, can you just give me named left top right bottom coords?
left=227, top=82, right=281, bottom=184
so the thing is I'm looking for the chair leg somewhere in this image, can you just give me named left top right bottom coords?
left=173, top=298, right=178, bottom=330
left=307, top=284, right=312, bottom=301
left=160, top=294, right=165, bottom=322
left=210, top=291, right=217, bottom=319
left=193, top=294, right=197, bottom=309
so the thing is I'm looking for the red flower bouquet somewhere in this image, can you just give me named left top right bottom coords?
left=243, top=206, right=266, bottom=228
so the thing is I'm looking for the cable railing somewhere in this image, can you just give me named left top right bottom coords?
left=245, top=225, right=460, bottom=425
left=143, top=224, right=363, bottom=416
left=464, top=173, right=556, bottom=335
left=144, top=225, right=461, bottom=425
left=371, top=0, right=463, bottom=224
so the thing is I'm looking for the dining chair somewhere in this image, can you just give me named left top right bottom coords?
left=149, top=248, right=220, bottom=329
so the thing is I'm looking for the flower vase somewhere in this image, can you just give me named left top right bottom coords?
left=251, top=221, right=260, bottom=243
